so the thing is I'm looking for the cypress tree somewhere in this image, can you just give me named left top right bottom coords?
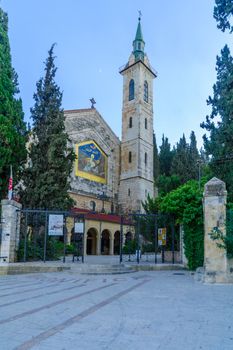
left=170, top=133, right=200, bottom=184
left=201, top=45, right=233, bottom=201
left=189, top=131, right=199, bottom=159
left=159, top=135, right=173, bottom=176
left=189, top=131, right=200, bottom=180
left=171, top=134, right=190, bottom=184
left=0, top=7, right=27, bottom=200
left=157, top=135, right=179, bottom=195
left=22, top=45, right=76, bottom=209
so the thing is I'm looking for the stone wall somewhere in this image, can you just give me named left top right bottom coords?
left=118, top=177, right=154, bottom=213
left=69, top=192, right=114, bottom=213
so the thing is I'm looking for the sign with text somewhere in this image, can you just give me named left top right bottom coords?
left=158, top=228, right=166, bottom=246
left=48, top=214, right=64, bottom=236
left=74, top=222, right=84, bottom=234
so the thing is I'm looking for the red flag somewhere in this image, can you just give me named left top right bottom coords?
left=8, top=166, right=13, bottom=200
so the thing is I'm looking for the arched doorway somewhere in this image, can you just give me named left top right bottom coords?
left=125, top=231, right=132, bottom=244
left=101, top=230, right=110, bottom=255
left=86, top=228, right=97, bottom=255
left=114, top=231, right=120, bottom=255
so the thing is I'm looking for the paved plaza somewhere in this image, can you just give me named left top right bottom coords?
left=0, top=270, right=233, bottom=350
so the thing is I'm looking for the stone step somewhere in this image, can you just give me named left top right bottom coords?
left=70, top=264, right=136, bottom=275
left=0, top=262, right=185, bottom=276
left=0, top=265, right=70, bottom=275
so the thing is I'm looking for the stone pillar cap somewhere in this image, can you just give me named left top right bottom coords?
left=1, top=199, right=22, bottom=209
left=204, top=177, right=227, bottom=197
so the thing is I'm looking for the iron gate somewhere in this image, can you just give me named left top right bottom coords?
left=119, top=213, right=182, bottom=264
left=17, top=209, right=85, bottom=263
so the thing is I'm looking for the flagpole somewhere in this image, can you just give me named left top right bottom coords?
left=8, top=165, right=13, bottom=200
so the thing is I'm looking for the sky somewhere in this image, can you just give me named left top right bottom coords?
left=1, top=0, right=232, bottom=149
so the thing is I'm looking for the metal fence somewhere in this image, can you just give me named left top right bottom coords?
left=119, top=213, right=182, bottom=265
left=16, top=209, right=182, bottom=265
left=18, top=209, right=85, bottom=263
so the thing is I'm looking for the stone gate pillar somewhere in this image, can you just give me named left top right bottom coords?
left=0, top=200, right=22, bottom=263
left=203, top=177, right=228, bottom=283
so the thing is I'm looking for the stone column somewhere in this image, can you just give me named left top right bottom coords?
left=97, top=233, right=101, bottom=255
left=180, top=225, right=187, bottom=266
left=0, top=200, right=22, bottom=263
left=110, top=233, right=114, bottom=255
left=97, top=222, right=102, bottom=255
left=83, top=231, right=87, bottom=256
left=203, top=177, right=228, bottom=283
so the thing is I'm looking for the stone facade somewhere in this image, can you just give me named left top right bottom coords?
left=64, top=108, right=120, bottom=213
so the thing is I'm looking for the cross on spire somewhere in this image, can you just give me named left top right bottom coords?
left=133, top=12, right=145, bottom=61
left=138, top=10, right=142, bottom=21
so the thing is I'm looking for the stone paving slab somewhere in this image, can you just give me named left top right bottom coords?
left=0, top=270, right=233, bottom=350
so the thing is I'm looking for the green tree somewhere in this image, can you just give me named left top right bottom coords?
left=214, top=0, right=233, bottom=33
left=157, top=135, right=177, bottom=195
left=189, top=131, right=199, bottom=160
left=171, top=134, right=190, bottom=184
left=189, top=131, right=200, bottom=179
left=201, top=45, right=233, bottom=202
left=0, top=7, right=27, bottom=200
left=159, top=134, right=173, bottom=176
left=21, top=45, right=76, bottom=209
left=171, top=132, right=200, bottom=184
left=160, top=180, right=204, bottom=270
left=142, top=179, right=205, bottom=270
left=156, top=174, right=181, bottom=197
left=142, top=194, right=160, bottom=214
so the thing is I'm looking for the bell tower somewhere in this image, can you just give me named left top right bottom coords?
left=119, top=16, right=157, bottom=213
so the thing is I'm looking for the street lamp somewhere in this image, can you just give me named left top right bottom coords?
left=98, top=192, right=108, bottom=213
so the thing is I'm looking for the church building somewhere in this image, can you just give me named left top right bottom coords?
left=65, top=17, right=156, bottom=214
left=64, top=17, right=157, bottom=255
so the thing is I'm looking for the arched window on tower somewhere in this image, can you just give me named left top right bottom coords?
left=145, top=152, right=147, bottom=166
left=129, top=116, right=133, bottom=128
left=129, top=151, right=132, bottom=163
left=145, top=118, right=147, bottom=129
left=144, top=81, right=148, bottom=102
left=129, top=79, right=134, bottom=101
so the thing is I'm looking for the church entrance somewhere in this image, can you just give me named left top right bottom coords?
left=114, top=231, right=120, bottom=255
left=101, top=230, right=110, bottom=255
left=86, top=228, right=97, bottom=255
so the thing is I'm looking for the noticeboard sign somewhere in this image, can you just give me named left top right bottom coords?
left=48, top=214, right=64, bottom=236
left=74, top=222, right=84, bottom=234
left=158, top=228, right=166, bottom=246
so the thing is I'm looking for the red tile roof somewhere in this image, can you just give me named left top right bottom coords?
left=71, top=208, right=132, bottom=225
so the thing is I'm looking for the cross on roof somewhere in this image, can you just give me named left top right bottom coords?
left=90, top=98, right=96, bottom=109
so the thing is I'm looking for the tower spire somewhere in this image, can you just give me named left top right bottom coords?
left=133, top=12, right=145, bottom=61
